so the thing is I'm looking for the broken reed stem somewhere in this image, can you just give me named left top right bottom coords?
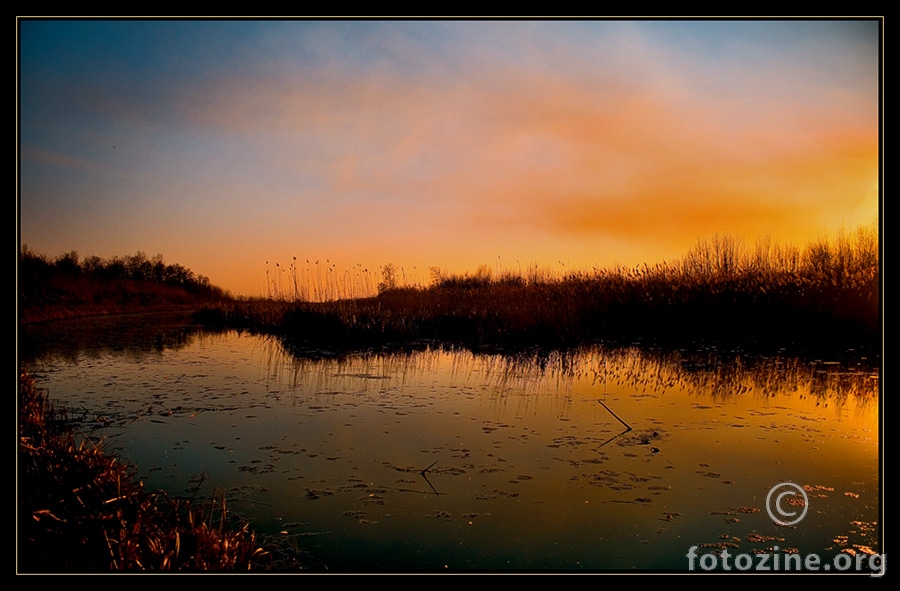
left=597, top=397, right=632, bottom=432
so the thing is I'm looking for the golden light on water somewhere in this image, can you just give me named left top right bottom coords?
left=23, top=324, right=879, bottom=570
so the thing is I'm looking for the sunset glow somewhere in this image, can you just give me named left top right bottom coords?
left=18, top=19, right=881, bottom=297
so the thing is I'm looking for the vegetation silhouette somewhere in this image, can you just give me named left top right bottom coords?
left=19, top=222, right=879, bottom=354
left=19, top=248, right=228, bottom=323
left=200, top=223, right=879, bottom=356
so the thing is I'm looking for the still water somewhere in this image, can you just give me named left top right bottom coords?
left=20, top=315, right=880, bottom=572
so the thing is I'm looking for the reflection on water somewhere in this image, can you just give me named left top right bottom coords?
left=21, top=316, right=880, bottom=572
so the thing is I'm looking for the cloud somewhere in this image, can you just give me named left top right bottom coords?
left=19, top=20, right=879, bottom=295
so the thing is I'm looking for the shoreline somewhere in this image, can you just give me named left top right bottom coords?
left=17, top=369, right=269, bottom=573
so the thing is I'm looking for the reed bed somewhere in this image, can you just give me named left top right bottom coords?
left=201, top=223, right=879, bottom=355
left=18, top=369, right=267, bottom=572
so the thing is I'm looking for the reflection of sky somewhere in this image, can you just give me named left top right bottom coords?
left=30, top=331, right=879, bottom=569
left=19, top=19, right=880, bottom=296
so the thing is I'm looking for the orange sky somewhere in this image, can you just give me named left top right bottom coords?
left=19, top=20, right=880, bottom=296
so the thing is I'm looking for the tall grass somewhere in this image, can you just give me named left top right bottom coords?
left=261, top=258, right=429, bottom=302
left=203, top=223, right=879, bottom=354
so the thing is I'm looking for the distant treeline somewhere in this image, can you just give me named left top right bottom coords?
left=201, top=223, right=880, bottom=355
left=19, top=248, right=228, bottom=321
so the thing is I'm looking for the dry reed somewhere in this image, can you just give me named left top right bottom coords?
left=18, top=369, right=268, bottom=572
left=204, top=223, right=878, bottom=355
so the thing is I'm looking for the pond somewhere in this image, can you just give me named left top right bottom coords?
left=19, top=314, right=881, bottom=573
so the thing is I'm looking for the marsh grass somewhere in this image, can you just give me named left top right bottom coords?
left=18, top=370, right=268, bottom=572
left=203, top=223, right=879, bottom=354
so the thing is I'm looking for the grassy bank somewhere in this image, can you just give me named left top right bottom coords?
left=17, top=369, right=267, bottom=572
left=198, top=224, right=880, bottom=355
left=19, top=249, right=229, bottom=324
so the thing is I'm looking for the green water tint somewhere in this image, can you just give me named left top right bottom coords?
left=23, top=323, right=879, bottom=572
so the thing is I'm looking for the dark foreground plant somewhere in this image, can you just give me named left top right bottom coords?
left=18, top=370, right=268, bottom=572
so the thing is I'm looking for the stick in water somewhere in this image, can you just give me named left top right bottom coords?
left=597, top=398, right=632, bottom=432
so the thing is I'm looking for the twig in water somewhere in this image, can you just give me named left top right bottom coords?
left=420, top=472, right=442, bottom=497
left=418, top=460, right=442, bottom=496
left=597, top=398, right=632, bottom=432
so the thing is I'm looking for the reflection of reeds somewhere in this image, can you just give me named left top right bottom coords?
left=256, top=340, right=877, bottom=411
left=18, top=369, right=266, bottom=572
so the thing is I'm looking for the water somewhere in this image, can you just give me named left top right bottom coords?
left=20, top=315, right=881, bottom=572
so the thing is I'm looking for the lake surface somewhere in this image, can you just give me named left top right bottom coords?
left=20, top=315, right=881, bottom=572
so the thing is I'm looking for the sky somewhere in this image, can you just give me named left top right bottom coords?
left=18, top=19, right=881, bottom=297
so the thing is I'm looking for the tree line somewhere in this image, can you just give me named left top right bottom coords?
left=19, top=247, right=228, bottom=311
